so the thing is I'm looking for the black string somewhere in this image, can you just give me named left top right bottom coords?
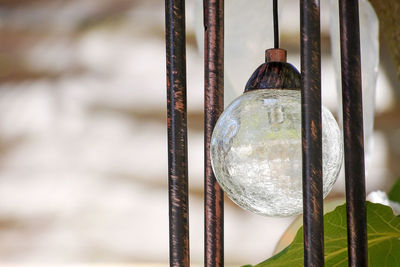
left=273, top=0, right=279, bottom=48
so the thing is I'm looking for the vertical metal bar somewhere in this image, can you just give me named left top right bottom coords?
left=300, top=0, right=324, bottom=266
left=273, top=0, right=279, bottom=49
left=204, top=0, right=224, bottom=266
left=339, top=0, right=368, bottom=265
left=165, top=0, right=190, bottom=266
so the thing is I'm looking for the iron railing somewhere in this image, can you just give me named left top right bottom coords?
left=165, top=0, right=367, bottom=266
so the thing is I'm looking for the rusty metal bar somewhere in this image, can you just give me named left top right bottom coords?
left=165, top=0, right=190, bottom=266
left=204, top=0, right=224, bottom=266
left=300, top=0, right=325, bottom=266
left=339, top=0, right=368, bottom=265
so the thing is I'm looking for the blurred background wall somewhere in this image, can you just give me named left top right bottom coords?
left=0, top=0, right=398, bottom=266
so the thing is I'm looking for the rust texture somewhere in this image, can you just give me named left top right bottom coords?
left=300, top=0, right=325, bottom=266
left=244, top=60, right=301, bottom=92
left=204, top=0, right=224, bottom=266
left=165, top=0, right=190, bottom=266
left=339, top=0, right=368, bottom=265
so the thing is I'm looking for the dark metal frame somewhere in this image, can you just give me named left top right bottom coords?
left=165, top=0, right=368, bottom=265
left=339, top=0, right=368, bottom=265
left=300, top=0, right=325, bottom=265
left=204, top=0, right=224, bottom=266
left=165, top=0, right=189, bottom=266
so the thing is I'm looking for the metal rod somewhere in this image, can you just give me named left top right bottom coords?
left=300, top=0, right=324, bottom=266
left=204, top=0, right=224, bottom=266
left=338, top=0, right=368, bottom=265
left=165, top=0, right=190, bottom=266
left=273, top=0, right=279, bottom=48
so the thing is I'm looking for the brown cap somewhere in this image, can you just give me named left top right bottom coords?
left=265, top=48, right=287, bottom=63
left=244, top=48, right=300, bottom=92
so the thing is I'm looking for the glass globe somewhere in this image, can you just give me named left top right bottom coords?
left=210, top=89, right=343, bottom=216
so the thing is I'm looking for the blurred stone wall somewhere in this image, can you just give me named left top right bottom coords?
left=0, top=0, right=398, bottom=265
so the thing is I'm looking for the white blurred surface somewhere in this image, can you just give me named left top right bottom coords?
left=0, top=0, right=396, bottom=265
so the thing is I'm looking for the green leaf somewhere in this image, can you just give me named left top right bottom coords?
left=388, top=178, right=400, bottom=203
left=248, top=202, right=400, bottom=267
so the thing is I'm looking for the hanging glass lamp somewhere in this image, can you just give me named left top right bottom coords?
left=210, top=2, right=343, bottom=216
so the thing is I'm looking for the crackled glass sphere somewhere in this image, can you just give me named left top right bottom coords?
left=211, top=89, right=343, bottom=216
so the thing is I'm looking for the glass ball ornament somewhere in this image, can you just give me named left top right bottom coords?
left=210, top=49, right=343, bottom=217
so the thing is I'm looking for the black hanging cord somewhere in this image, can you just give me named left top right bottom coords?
left=273, top=0, right=279, bottom=48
